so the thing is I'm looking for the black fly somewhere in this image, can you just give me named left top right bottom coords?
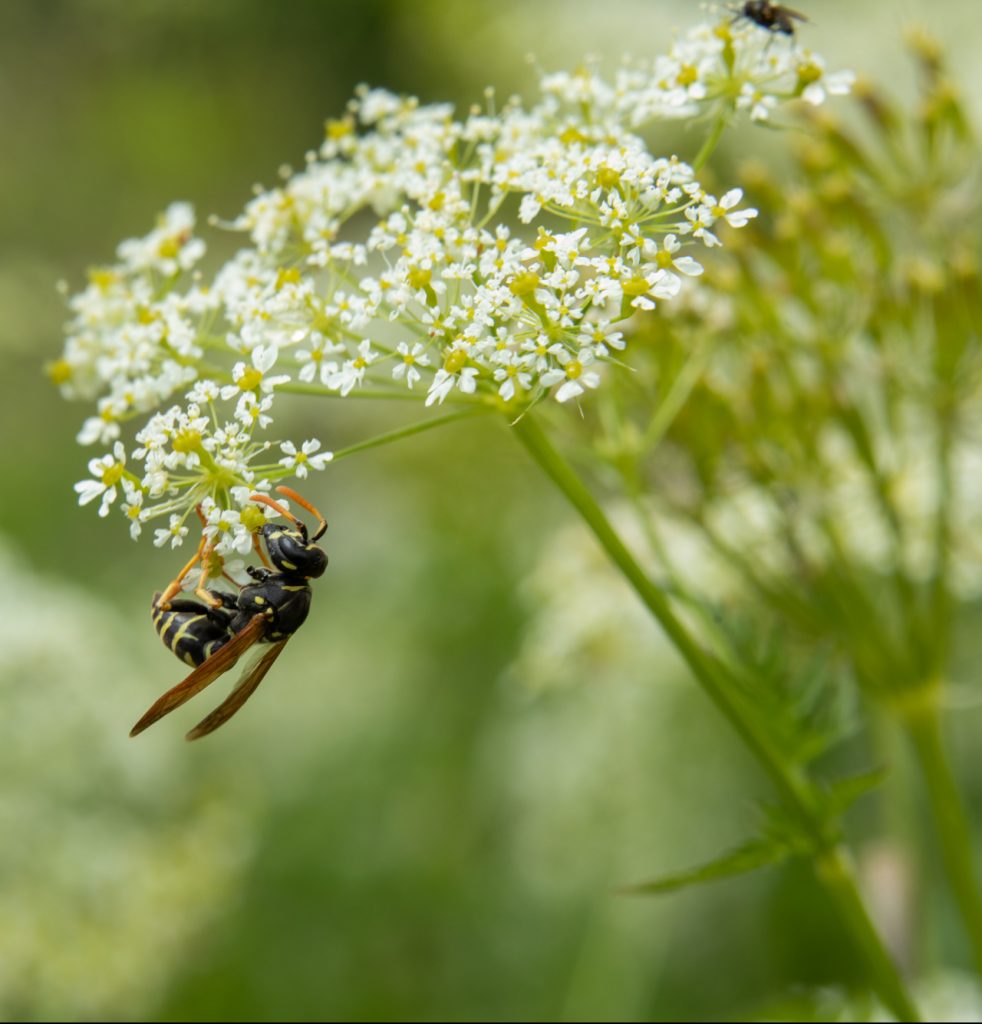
left=732, top=1, right=808, bottom=37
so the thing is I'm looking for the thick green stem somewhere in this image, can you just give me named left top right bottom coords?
left=816, top=844, right=922, bottom=1022
left=904, top=698, right=982, bottom=977
left=513, top=414, right=814, bottom=815
left=510, top=411, right=919, bottom=1022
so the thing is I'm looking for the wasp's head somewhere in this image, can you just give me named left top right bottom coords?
left=249, top=486, right=329, bottom=579
left=262, top=523, right=328, bottom=578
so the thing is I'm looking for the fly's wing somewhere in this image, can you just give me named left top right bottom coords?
left=783, top=6, right=809, bottom=22
left=130, top=613, right=268, bottom=737
left=185, top=640, right=288, bottom=741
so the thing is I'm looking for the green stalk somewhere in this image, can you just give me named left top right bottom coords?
left=692, top=108, right=731, bottom=173
left=816, top=844, right=921, bottom=1019
left=511, top=411, right=920, bottom=1022
left=903, top=697, right=982, bottom=977
left=330, top=408, right=493, bottom=462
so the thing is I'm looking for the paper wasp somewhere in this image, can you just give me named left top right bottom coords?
left=733, top=1, right=808, bottom=37
left=131, top=486, right=328, bottom=741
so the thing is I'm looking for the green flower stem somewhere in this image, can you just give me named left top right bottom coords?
left=511, top=411, right=920, bottom=1023
left=815, top=843, right=921, bottom=1020
left=692, top=107, right=732, bottom=172
left=329, top=407, right=493, bottom=463
left=513, top=412, right=812, bottom=813
left=903, top=696, right=982, bottom=978
left=278, top=381, right=478, bottom=404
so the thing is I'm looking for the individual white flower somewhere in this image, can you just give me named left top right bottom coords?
left=73, top=441, right=128, bottom=518
left=685, top=189, right=758, bottom=245
left=186, top=378, right=222, bottom=405
left=296, top=334, right=344, bottom=386
left=116, top=201, right=205, bottom=276
left=220, top=345, right=291, bottom=401
left=201, top=502, right=256, bottom=557
left=391, top=341, right=431, bottom=389
left=326, top=339, right=379, bottom=397
left=642, top=234, right=704, bottom=291
left=235, top=392, right=275, bottom=430
left=76, top=398, right=123, bottom=446
left=622, top=266, right=682, bottom=312
left=154, top=514, right=189, bottom=548
left=425, top=362, right=480, bottom=407
left=279, top=439, right=334, bottom=478
left=798, top=57, right=855, bottom=107
left=493, top=351, right=533, bottom=402
left=737, top=82, right=778, bottom=122
left=541, top=349, right=602, bottom=403
left=120, top=481, right=147, bottom=539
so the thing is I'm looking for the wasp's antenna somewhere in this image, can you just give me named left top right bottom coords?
left=275, top=485, right=328, bottom=541
left=249, top=492, right=303, bottom=529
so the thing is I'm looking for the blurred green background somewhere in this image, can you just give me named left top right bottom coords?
left=2, top=1, right=980, bottom=1020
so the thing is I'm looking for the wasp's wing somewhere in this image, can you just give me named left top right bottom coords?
left=783, top=6, right=809, bottom=22
left=185, top=639, right=288, bottom=741
left=130, top=613, right=268, bottom=737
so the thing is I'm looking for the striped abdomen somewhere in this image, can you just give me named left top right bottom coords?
left=152, top=594, right=237, bottom=667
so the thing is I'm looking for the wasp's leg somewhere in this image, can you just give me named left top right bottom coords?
left=157, top=507, right=217, bottom=608
left=158, top=506, right=228, bottom=610
left=252, top=531, right=273, bottom=570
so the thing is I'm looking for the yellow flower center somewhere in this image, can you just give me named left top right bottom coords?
left=597, top=167, right=621, bottom=191
left=240, top=506, right=266, bottom=532
left=158, top=237, right=180, bottom=260
left=655, top=250, right=675, bottom=270
left=172, top=429, right=203, bottom=454
left=797, top=63, right=822, bottom=87
left=88, top=267, right=120, bottom=291
left=238, top=368, right=263, bottom=391
left=676, top=64, right=698, bottom=88
left=46, top=359, right=72, bottom=385
left=102, top=463, right=124, bottom=487
left=276, top=267, right=301, bottom=289
left=509, top=271, right=540, bottom=296
left=408, top=267, right=432, bottom=290
left=325, top=117, right=353, bottom=140
left=622, top=275, right=651, bottom=296
left=444, top=349, right=467, bottom=374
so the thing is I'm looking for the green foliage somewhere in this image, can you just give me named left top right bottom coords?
left=622, top=836, right=793, bottom=895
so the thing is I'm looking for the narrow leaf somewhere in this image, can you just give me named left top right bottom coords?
left=825, top=766, right=887, bottom=816
left=619, top=838, right=791, bottom=896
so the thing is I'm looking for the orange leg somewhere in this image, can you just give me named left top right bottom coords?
left=157, top=530, right=209, bottom=608
left=252, top=531, right=273, bottom=570
left=157, top=505, right=224, bottom=609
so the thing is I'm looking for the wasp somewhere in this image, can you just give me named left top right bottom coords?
left=131, top=486, right=328, bottom=740
left=732, top=1, right=808, bottom=37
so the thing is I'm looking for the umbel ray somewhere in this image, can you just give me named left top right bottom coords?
left=131, top=486, right=328, bottom=741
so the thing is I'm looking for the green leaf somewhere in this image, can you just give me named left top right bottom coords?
left=824, top=766, right=887, bottom=816
left=619, top=837, right=792, bottom=896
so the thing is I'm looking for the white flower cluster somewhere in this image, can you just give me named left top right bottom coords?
left=55, top=12, right=851, bottom=546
